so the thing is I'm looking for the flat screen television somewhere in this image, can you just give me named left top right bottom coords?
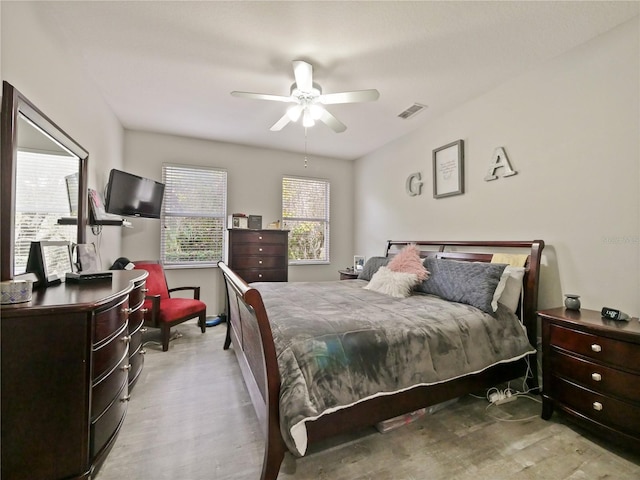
left=105, top=169, right=165, bottom=219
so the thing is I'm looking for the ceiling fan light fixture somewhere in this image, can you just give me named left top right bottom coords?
left=287, top=105, right=302, bottom=121
left=302, top=110, right=315, bottom=128
left=309, top=104, right=324, bottom=120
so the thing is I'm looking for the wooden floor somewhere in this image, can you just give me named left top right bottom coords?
left=97, top=320, right=640, bottom=480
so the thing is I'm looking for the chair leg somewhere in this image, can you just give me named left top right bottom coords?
left=161, top=325, right=171, bottom=352
left=199, top=313, right=206, bottom=333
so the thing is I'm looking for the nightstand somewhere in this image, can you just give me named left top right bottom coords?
left=338, top=269, right=360, bottom=280
left=539, top=307, right=640, bottom=450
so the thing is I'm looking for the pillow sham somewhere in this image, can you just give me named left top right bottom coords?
left=364, top=266, right=418, bottom=298
left=387, top=244, right=429, bottom=281
left=492, top=266, right=525, bottom=313
left=358, top=256, right=390, bottom=281
left=417, top=258, right=507, bottom=315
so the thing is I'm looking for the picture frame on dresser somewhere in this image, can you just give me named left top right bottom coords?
left=26, top=240, right=74, bottom=287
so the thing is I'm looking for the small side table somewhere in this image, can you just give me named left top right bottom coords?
left=338, top=269, right=359, bottom=280
left=539, top=307, right=640, bottom=451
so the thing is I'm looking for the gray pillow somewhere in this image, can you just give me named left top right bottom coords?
left=417, top=258, right=507, bottom=315
left=358, top=256, right=390, bottom=281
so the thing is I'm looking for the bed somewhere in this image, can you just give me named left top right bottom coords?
left=219, top=240, right=545, bottom=480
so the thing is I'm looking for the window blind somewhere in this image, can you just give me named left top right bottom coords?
left=161, top=164, right=227, bottom=267
left=13, top=151, right=77, bottom=274
left=282, top=176, right=330, bottom=264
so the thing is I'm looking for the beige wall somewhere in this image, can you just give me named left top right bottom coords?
left=354, top=18, right=640, bottom=316
left=121, top=131, right=354, bottom=314
left=1, top=2, right=125, bottom=267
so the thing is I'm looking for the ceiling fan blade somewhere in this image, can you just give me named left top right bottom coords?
left=319, top=89, right=380, bottom=105
left=293, top=60, right=313, bottom=92
left=231, top=91, right=294, bottom=103
left=319, top=109, right=347, bottom=133
left=270, top=112, right=293, bottom=131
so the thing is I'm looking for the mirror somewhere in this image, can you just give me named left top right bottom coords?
left=1, top=81, right=88, bottom=281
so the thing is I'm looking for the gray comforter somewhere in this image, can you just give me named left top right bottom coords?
left=253, top=280, right=535, bottom=456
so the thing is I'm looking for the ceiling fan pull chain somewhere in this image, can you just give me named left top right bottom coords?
left=304, top=128, right=308, bottom=168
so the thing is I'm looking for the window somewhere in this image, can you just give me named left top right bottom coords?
left=282, top=176, right=330, bottom=264
left=14, top=151, right=77, bottom=275
left=161, top=164, right=227, bottom=268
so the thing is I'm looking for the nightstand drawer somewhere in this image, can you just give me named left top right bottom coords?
left=550, top=350, right=640, bottom=401
left=549, top=324, right=640, bottom=371
left=552, top=377, right=640, bottom=436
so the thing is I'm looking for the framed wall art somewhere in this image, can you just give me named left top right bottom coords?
left=354, top=255, right=366, bottom=272
left=433, top=140, right=464, bottom=199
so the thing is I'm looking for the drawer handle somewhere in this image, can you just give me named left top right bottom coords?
left=141, top=308, right=148, bottom=314
left=591, top=372, right=602, bottom=382
left=141, top=288, right=149, bottom=293
left=593, top=401, right=603, bottom=411
left=120, top=395, right=131, bottom=403
left=258, top=274, right=263, bottom=278
left=259, top=248, right=263, bottom=252
left=121, top=335, right=131, bottom=344
left=122, top=307, right=133, bottom=315
left=141, top=327, right=148, bottom=333
left=591, top=344, right=602, bottom=353
left=259, top=260, right=263, bottom=264
left=121, top=364, right=132, bottom=371
left=140, top=349, right=147, bottom=355
left=259, top=236, right=263, bottom=240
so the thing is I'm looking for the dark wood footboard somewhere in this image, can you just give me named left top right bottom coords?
left=218, top=262, right=287, bottom=480
left=219, top=240, right=544, bottom=480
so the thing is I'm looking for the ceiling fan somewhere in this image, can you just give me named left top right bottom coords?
left=231, top=60, right=379, bottom=133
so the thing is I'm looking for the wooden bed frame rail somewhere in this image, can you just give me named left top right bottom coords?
left=219, top=239, right=545, bottom=480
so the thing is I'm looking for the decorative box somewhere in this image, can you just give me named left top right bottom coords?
left=1, top=279, right=34, bottom=304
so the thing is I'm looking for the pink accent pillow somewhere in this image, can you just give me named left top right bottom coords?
left=387, top=244, right=429, bottom=281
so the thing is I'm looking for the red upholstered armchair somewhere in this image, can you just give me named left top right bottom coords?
left=133, top=260, right=207, bottom=351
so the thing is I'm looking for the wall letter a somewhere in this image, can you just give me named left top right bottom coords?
left=484, top=147, right=517, bottom=181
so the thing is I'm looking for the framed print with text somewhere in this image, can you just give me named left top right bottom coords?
left=433, top=140, right=464, bottom=198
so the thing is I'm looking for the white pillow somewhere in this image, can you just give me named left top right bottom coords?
left=364, top=266, right=418, bottom=298
left=491, top=266, right=525, bottom=313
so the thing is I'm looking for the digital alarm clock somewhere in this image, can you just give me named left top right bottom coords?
left=601, top=307, right=630, bottom=321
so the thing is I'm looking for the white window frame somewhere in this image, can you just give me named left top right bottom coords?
left=161, top=164, right=227, bottom=268
left=282, top=175, right=330, bottom=265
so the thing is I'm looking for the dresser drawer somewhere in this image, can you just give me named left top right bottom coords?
left=237, top=269, right=288, bottom=283
left=230, top=255, right=286, bottom=269
left=92, top=352, right=129, bottom=420
left=231, top=230, right=287, bottom=244
left=129, top=280, right=147, bottom=310
left=91, top=381, right=128, bottom=457
left=231, top=244, right=287, bottom=256
left=550, top=350, right=640, bottom=402
left=93, top=322, right=129, bottom=381
left=94, top=296, right=129, bottom=344
left=549, top=324, right=640, bottom=371
left=552, top=376, right=640, bottom=436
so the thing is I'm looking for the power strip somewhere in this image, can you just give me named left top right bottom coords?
left=489, top=391, right=517, bottom=405
left=495, top=395, right=517, bottom=405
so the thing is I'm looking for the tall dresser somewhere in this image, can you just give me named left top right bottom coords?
left=1, top=270, right=148, bottom=480
left=227, top=229, right=289, bottom=282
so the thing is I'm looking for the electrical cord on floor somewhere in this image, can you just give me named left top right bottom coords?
left=142, top=330, right=183, bottom=349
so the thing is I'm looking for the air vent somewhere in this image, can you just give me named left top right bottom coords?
left=398, top=103, right=427, bottom=119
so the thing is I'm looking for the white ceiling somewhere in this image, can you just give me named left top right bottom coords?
left=37, top=1, right=639, bottom=160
